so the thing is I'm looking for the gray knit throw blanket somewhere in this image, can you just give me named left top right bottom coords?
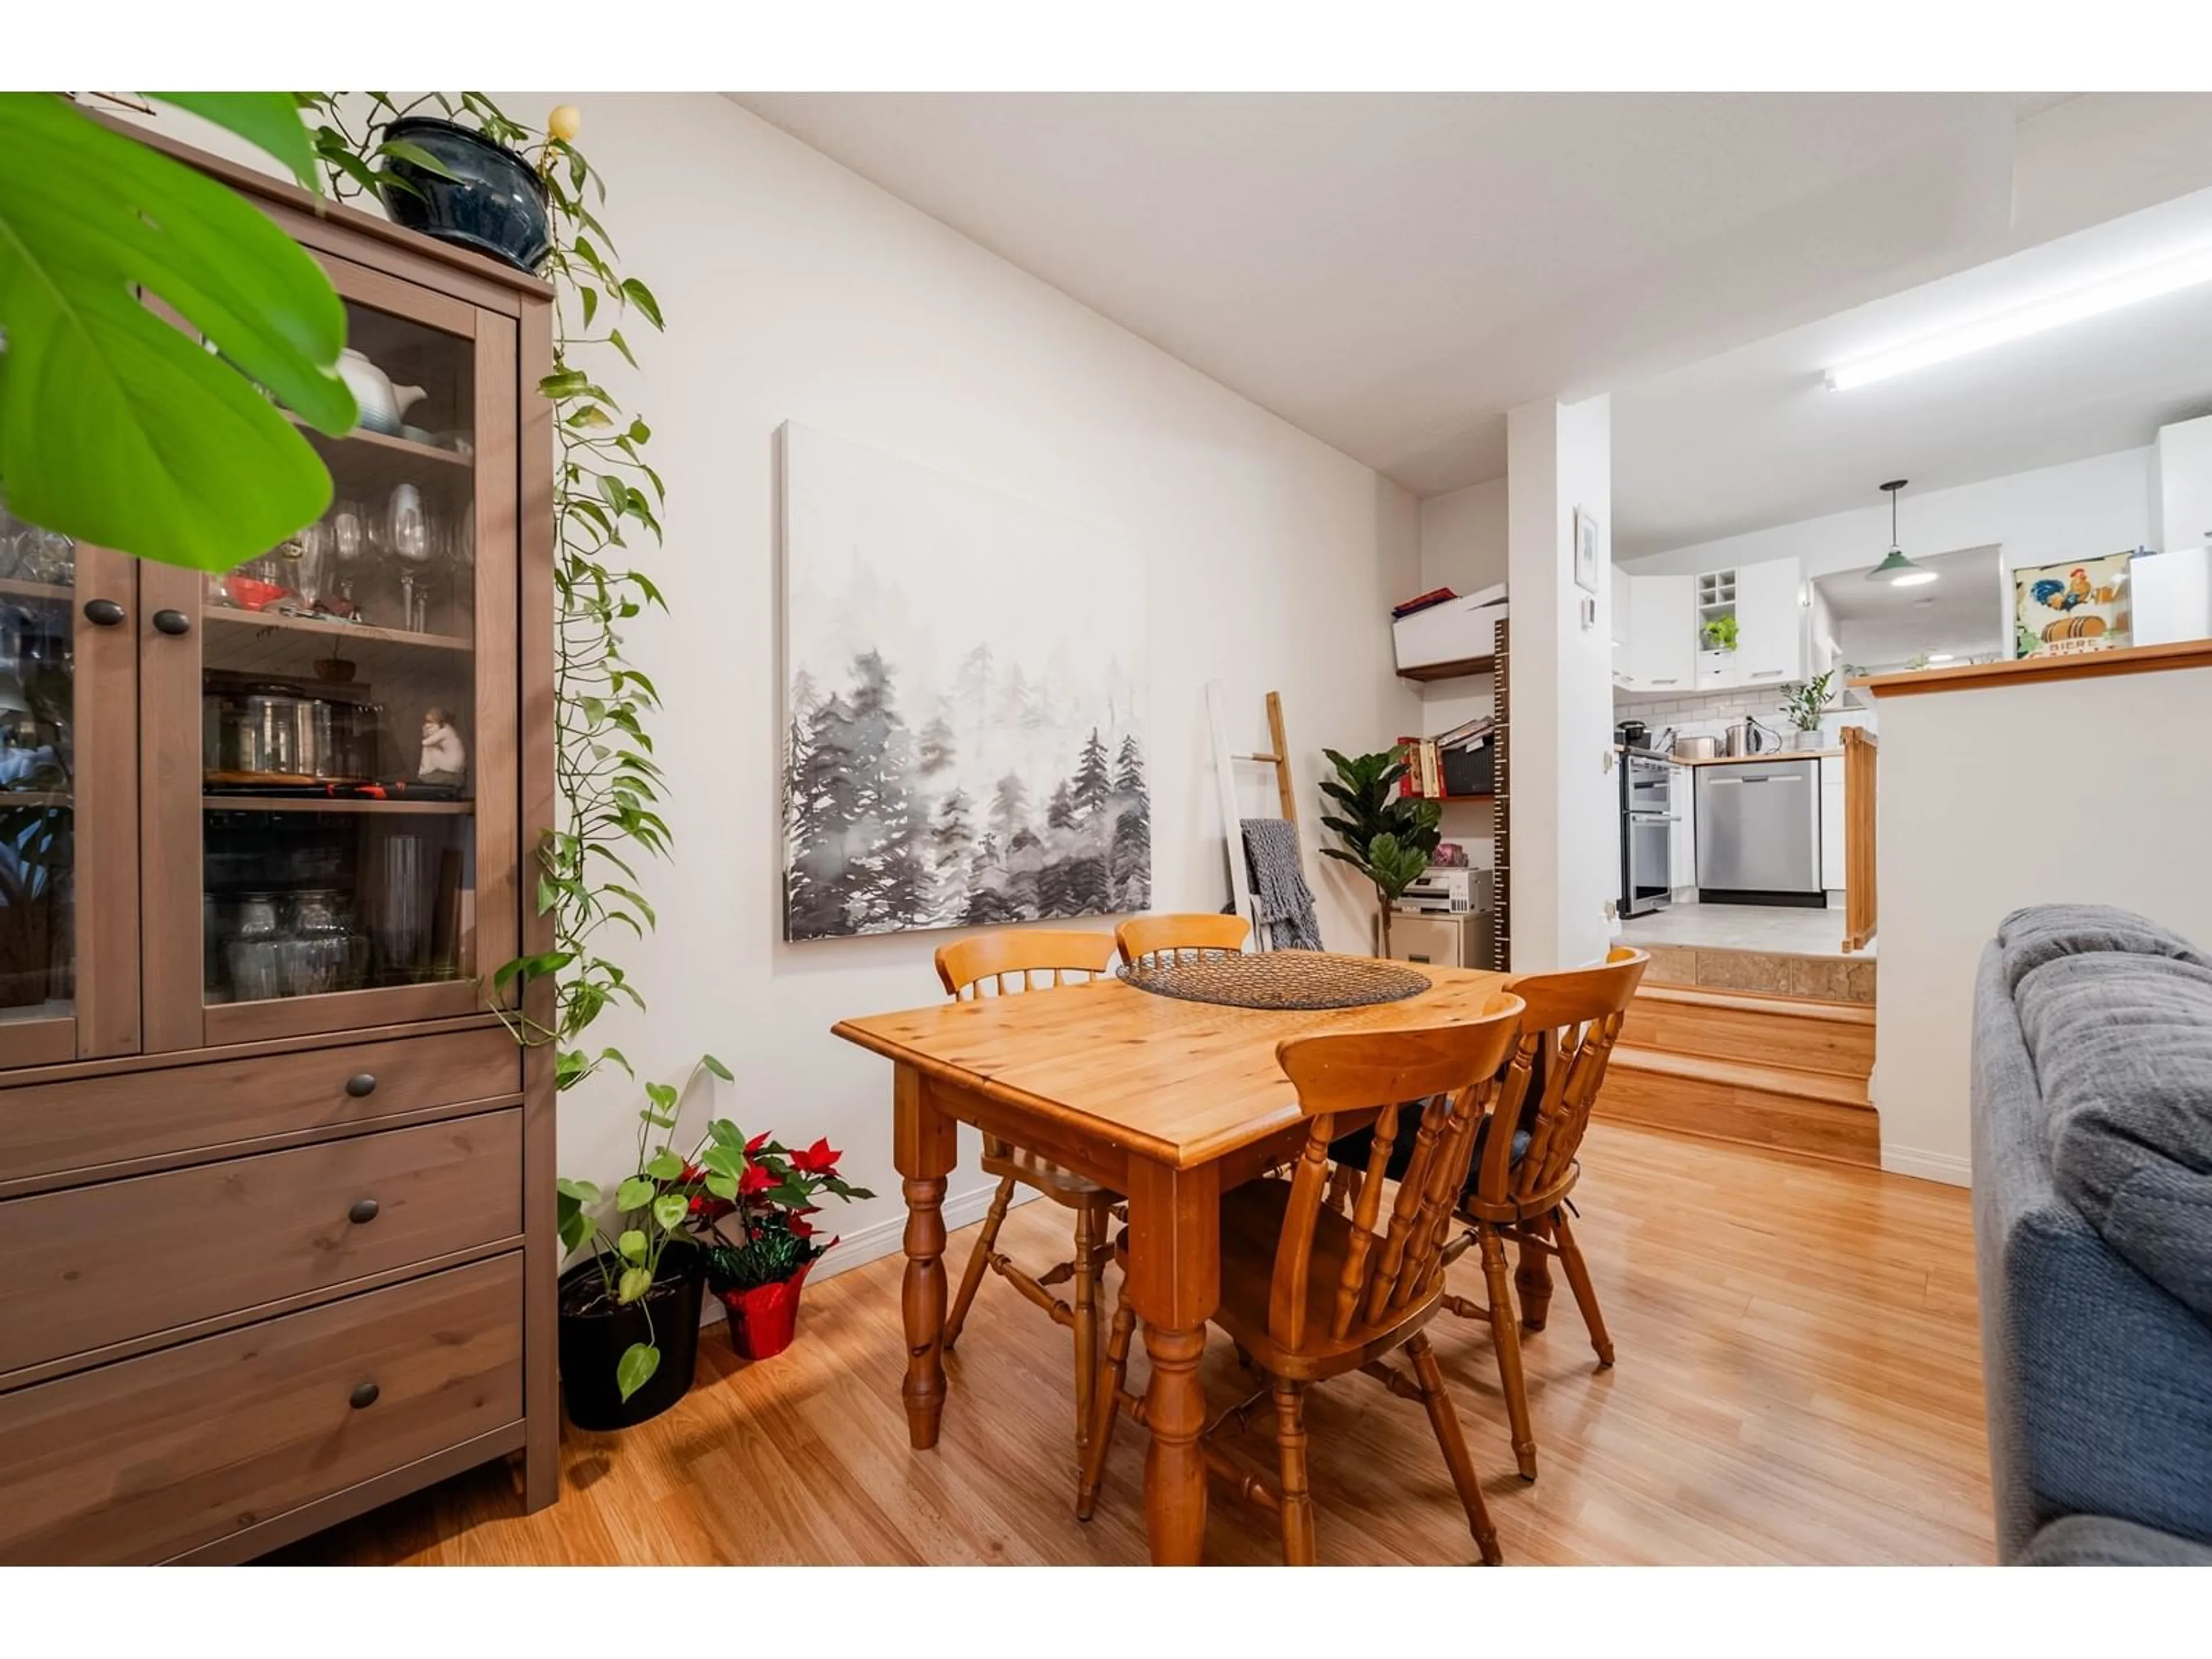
left=1241, top=818, right=1324, bottom=951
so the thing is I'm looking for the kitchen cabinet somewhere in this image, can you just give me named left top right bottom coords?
left=1736, top=558, right=1806, bottom=688
left=2157, top=413, right=2212, bottom=554
left=1625, top=572, right=1695, bottom=692
left=1820, top=755, right=1844, bottom=891
left=0, top=136, right=556, bottom=1563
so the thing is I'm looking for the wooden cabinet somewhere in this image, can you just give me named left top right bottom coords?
left=1625, top=573, right=1695, bottom=692
left=0, top=134, right=556, bottom=1562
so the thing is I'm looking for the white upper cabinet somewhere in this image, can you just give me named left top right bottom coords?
left=1626, top=572, right=1695, bottom=692
left=1612, top=565, right=1630, bottom=685
left=1734, top=558, right=1806, bottom=687
left=2158, top=414, right=2212, bottom=553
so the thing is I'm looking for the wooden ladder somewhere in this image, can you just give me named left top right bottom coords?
left=1206, top=683, right=1297, bottom=947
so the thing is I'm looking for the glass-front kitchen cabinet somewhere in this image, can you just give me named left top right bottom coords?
left=0, top=239, right=530, bottom=1063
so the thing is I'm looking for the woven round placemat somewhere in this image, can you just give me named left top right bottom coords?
left=1118, top=951, right=1432, bottom=1011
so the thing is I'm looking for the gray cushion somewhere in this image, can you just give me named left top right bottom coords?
left=2018, top=1514, right=2212, bottom=1566
left=1974, top=943, right=2212, bottom=1559
left=1997, top=903, right=2212, bottom=994
left=2014, top=950, right=2212, bottom=1323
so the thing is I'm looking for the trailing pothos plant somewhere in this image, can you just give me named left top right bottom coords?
left=555, top=1053, right=734, bottom=1401
left=303, top=92, right=671, bottom=1097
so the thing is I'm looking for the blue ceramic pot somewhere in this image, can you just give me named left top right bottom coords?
left=376, top=117, right=552, bottom=275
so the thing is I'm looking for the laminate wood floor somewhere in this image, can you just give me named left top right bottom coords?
left=272, top=1123, right=1994, bottom=1566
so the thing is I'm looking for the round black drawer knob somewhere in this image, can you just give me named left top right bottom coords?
left=84, top=599, right=127, bottom=627
left=151, top=608, right=191, bottom=636
left=349, top=1382, right=380, bottom=1410
left=344, top=1073, right=377, bottom=1098
left=347, top=1198, right=380, bottom=1225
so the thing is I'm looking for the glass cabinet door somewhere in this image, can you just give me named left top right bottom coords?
left=0, top=519, right=138, bottom=1066
left=142, top=256, right=519, bottom=1050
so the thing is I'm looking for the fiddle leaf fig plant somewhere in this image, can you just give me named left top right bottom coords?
left=0, top=92, right=355, bottom=571
left=1320, top=746, right=1442, bottom=954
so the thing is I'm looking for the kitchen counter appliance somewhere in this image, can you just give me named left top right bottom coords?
left=1618, top=750, right=1676, bottom=918
left=1695, top=757, right=1823, bottom=906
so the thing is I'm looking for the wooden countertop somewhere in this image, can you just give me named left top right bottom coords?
left=1851, top=638, right=2212, bottom=698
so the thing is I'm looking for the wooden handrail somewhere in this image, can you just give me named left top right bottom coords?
left=1840, top=727, right=1877, bottom=953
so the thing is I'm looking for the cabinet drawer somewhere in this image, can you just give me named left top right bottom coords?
left=0, top=1028, right=520, bottom=1188
left=0, top=1254, right=521, bottom=1565
left=0, top=1111, right=520, bottom=1376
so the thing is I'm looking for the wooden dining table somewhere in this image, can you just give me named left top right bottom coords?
left=831, top=957, right=1513, bottom=1565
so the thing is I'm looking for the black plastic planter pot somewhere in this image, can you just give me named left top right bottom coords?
left=376, top=117, right=553, bottom=275
left=557, top=1252, right=706, bottom=1431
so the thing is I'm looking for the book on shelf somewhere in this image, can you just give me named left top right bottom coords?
left=1391, top=586, right=1457, bottom=619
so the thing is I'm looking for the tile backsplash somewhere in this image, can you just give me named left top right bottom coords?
left=1615, top=680, right=1874, bottom=744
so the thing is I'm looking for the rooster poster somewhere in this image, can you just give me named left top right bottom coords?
left=2013, top=551, right=2132, bottom=660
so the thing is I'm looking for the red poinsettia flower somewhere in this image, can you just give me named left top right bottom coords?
left=745, top=1130, right=772, bottom=1154
left=787, top=1214, right=816, bottom=1238
left=739, top=1162, right=775, bottom=1196
left=790, top=1137, right=842, bottom=1175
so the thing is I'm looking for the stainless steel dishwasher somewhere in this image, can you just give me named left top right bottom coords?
left=1695, top=759, right=1823, bottom=906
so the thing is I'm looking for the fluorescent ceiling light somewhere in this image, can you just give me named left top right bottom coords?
left=1826, top=244, right=2212, bottom=391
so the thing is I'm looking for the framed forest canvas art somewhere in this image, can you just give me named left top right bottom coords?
left=779, top=424, right=1151, bottom=941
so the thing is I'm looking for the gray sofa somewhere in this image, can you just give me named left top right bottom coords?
left=1972, top=904, right=2212, bottom=1566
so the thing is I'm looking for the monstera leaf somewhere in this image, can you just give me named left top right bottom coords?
left=0, top=93, right=355, bottom=571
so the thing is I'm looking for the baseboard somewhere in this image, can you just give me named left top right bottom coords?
left=693, top=1180, right=1022, bottom=1328
left=1881, top=1145, right=1972, bottom=1188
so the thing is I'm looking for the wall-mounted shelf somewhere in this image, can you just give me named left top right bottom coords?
left=1397, top=653, right=1496, bottom=684
left=202, top=794, right=474, bottom=815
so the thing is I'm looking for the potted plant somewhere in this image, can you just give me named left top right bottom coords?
left=1702, top=613, right=1739, bottom=652
left=691, top=1132, right=872, bottom=1362
left=1319, top=746, right=1442, bottom=958
left=1779, top=671, right=1837, bottom=751
left=555, top=1053, right=735, bottom=1430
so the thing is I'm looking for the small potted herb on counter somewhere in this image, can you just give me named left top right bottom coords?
left=692, top=1132, right=872, bottom=1361
left=1779, top=671, right=1838, bottom=751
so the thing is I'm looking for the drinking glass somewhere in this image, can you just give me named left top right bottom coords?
left=388, top=484, right=431, bottom=632
left=286, top=519, right=333, bottom=611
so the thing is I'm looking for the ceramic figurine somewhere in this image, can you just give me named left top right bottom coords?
left=418, top=707, right=467, bottom=787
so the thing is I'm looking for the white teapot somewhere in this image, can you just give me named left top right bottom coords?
left=338, top=349, right=427, bottom=437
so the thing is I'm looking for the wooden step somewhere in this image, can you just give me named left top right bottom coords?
left=1621, top=984, right=1874, bottom=1080
left=1601, top=1044, right=1880, bottom=1170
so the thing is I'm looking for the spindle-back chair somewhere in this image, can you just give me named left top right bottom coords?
left=1114, top=911, right=1251, bottom=967
left=933, top=930, right=1121, bottom=1480
left=1078, top=995, right=1527, bottom=1564
left=1437, top=946, right=1646, bottom=1479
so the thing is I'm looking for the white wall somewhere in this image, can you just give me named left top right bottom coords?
left=1617, top=446, right=2155, bottom=588
left=1505, top=396, right=1615, bottom=972
left=568, top=96, right=1425, bottom=1264
left=128, top=95, right=1422, bottom=1271
left=1419, top=476, right=1509, bottom=594
left=1873, top=663, right=2212, bottom=1184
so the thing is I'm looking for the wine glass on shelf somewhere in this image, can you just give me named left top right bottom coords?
left=331, top=499, right=369, bottom=611
left=283, top=519, right=333, bottom=613
left=387, top=483, right=432, bottom=633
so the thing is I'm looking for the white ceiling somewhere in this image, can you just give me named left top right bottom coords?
left=1813, top=545, right=2006, bottom=666
left=729, top=92, right=2098, bottom=495
left=1612, top=185, right=2212, bottom=557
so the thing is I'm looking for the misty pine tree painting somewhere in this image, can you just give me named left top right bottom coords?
left=780, top=425, right=1150, bottom=941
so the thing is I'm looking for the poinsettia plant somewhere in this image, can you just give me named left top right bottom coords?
left=689, top=1128, right=872, bottom=1292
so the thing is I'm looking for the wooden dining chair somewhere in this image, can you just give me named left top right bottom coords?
left=934, top=929, right=1122, bottom=1475
left=1077, top=996, right=1528, bottom=1565
left=1435, top=946, right=1647, bottom=1482
left=1114, top=911, right=1251, bottom=967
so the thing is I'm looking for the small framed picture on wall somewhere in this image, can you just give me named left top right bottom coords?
left=1573, top=506, right=1602, bottom=595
